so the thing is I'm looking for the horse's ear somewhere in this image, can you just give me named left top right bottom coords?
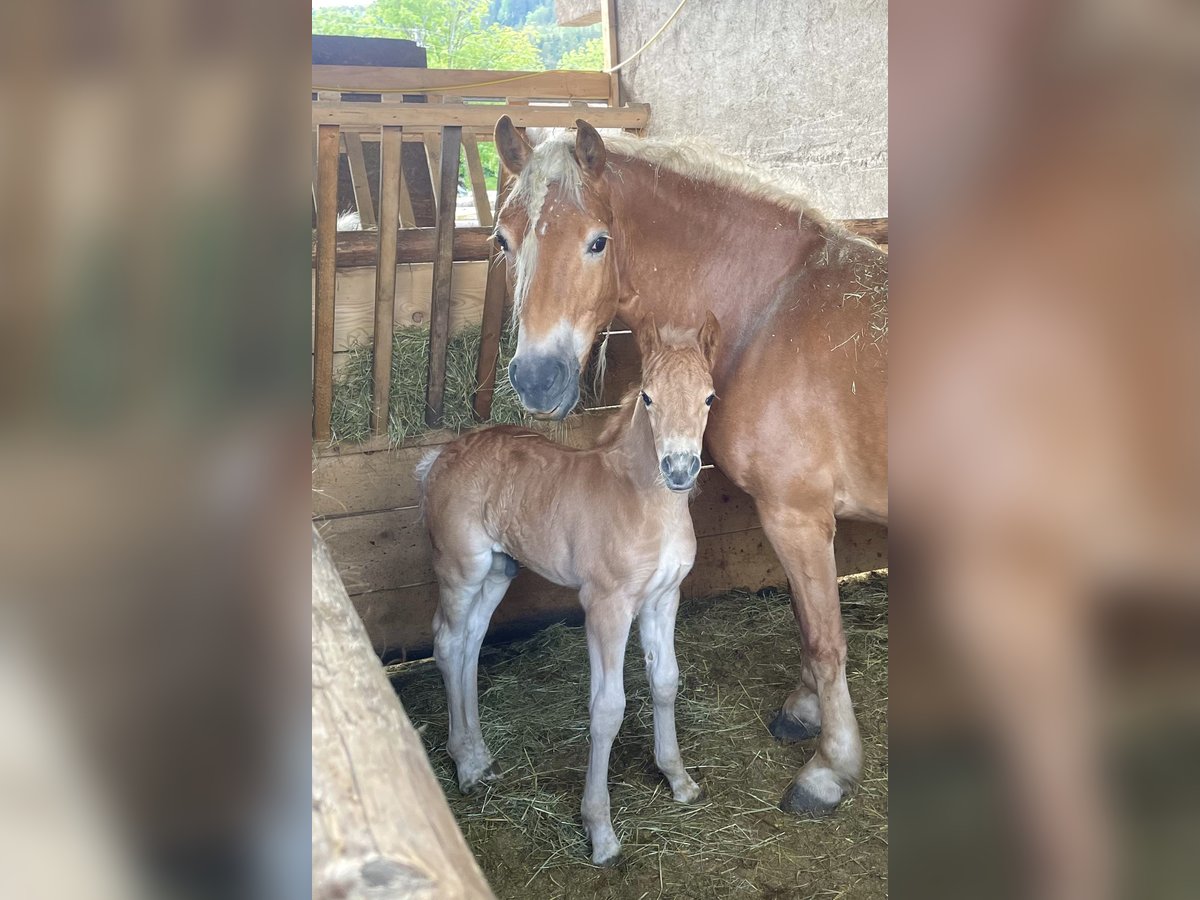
left=495, top=115, right=532, bottom=175
left=699, top=311, right=721, bottom=368
left=574, top=119, right=607, bottom=178
left=637, top=319, right=662, bottom=359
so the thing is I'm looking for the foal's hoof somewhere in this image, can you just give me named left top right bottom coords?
left=592, top=849, right=624, bottom=868
left=672, top=780, right=705, bottom=805
left=780, top=781, right=840, bottom=818
left=459, top=760, right=501, bottom=794
left=768, top=709, right=821, bottom=743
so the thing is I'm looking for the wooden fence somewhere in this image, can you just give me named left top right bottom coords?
left=311, top=66, right=649, bottom=442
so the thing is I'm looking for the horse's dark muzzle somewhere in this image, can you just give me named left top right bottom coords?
left=509, top=353, right=579, bottom=419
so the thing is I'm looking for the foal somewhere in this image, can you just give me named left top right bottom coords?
left=418, top=313, right=720, bottom=865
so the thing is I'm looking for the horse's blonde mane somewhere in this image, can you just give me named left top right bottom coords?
left=510, top=130, right=851, bottom=236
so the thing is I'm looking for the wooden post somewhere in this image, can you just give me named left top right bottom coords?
left=425, top=125, right=462, bottom=428
left=313, top=123, right=339, bottom=443
left=600, top=0, right=621, bottom=107
left=472, top=168, right=514, bottom=421
left=371, top=125, right=402, bottom=437
left=343, top=131, right=377, bottom=229
left=311, top=527, right=495, bottom=900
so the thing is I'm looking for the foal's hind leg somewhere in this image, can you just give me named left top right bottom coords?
left=638, top=588, right=701, bottom=803
left=433, top=549, right=515, bottom=793
left=757, top=501, right=862, bottom=816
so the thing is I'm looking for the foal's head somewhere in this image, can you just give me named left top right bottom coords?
left=637, top=312, right=721, bottom=493
left=494, top=117, right=619, bottom=418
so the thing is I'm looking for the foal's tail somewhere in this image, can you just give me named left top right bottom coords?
left=414, top=446, right=445, bottom=518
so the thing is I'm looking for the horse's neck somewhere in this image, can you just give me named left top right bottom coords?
left=609, top=154, right=827, bottom=373
left=603, top=397, right=664, bottom=494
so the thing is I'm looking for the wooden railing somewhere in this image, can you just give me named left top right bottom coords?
left=311, top=65, right=649, bottom=443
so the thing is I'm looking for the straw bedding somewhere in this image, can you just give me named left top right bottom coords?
left=388, top=572, right=888, bottom=899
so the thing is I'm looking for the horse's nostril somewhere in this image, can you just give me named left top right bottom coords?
left=660, top=457, right=672, bottom=476
left=688, top=456, right=701, bottom=477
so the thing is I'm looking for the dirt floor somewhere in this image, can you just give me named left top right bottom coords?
left=390, top=573, right=888, bottom=899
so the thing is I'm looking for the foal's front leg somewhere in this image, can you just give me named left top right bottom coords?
left=581, top=594, right=633, bottom=866
left=638, top=588, right=701, bottom=803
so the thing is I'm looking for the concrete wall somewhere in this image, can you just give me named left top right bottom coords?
left=616, top=0, right=887, bottom=218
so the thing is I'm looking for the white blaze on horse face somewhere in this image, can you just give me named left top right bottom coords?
left=512, top=317, right=593, bottom=371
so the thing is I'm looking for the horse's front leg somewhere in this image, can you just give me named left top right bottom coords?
left=757, top=500, right=863, bottom=815
left=580, top=591, right=633, bottom=866
left=638, top=587, right=701, bottom=803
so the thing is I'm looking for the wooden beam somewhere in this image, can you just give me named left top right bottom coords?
left=600, top=0, right=621, bottom=107
left=423, top=131, right=442, bottom=216
left=311, top=527, right=495, bottom=900
left=462, top=132, right=492, bottom=227
left=425, top=126, right=462, bottom=429
left=843, top=216, right=888, bottom=244
left=312, top=65, right=612, bottom=100
left=312, top=101, right=650, bottom=131
left=313, top=226, right=493, bottom=269
left=371, top=126, right=403, bottom=437
left=342, top=132, right=376, bottom=229
left=472, top=169, right=514, bottom=421
left=313, top=124, right=340, bottom=443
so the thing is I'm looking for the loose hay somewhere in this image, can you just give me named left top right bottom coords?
left=390, top=573, right=889, bottom=900
left=329, top=324, right=528, bottom=445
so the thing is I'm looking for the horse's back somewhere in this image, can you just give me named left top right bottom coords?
left=706, top=234, right=888, bottom=517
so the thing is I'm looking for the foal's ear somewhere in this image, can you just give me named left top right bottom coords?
left=495, top=115, right=532, bottom=175
left=574, top=119, right=607, bottom=178
left=699, top=311, right=721, bottom=368
left=637, top=319, right=662, bottom=359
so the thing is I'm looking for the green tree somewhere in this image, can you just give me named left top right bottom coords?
left=313, top=0, right=542, bottom=71
left=557, top=36, right=604, bottom=71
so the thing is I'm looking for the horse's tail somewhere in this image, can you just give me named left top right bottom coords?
left=414, top=446, right=445, bottom=518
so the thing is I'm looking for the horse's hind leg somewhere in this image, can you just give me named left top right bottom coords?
left=757, top=500, right=862, bottom=816
left=433, top=548, right=514, bottom=793
left=638, top=588, right=701, bottom=804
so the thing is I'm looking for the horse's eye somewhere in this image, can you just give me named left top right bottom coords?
left=588, top=235, right=608, bottom=254
left=641, top=391, right=652, bottom=407
left=494, top=233, right=509, bottom=252
left=705, top=393, right=715, bottom=407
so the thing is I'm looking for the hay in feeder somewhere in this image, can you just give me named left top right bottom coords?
left=390, top=572, right=889, bottom=899
left=329, top=324, right=528, bottom=445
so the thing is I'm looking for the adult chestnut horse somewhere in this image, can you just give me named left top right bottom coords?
left=492, top=117, right=887, bottom=816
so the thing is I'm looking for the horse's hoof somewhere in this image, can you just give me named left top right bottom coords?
left=768, top=709, right=821, bottom=743
left=779, top=781, right=839, bottom=817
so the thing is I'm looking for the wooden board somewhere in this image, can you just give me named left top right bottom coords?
left=425, top=126, right=462, bottom=428
left=312, top=66, right=612, bottom=100
left=312, top=261, right=488, bottom=356
left=371, top=126, right=403, bottom=435
left=313, top=101, right=651, bottom=131
left=311, top=527, right=494, bottom=898
left=315, top=226, right=493, bottom=269
left=313, top=124, right=340, bottom=442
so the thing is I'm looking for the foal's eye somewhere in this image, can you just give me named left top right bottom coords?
left=587, top=235, right=608, bottom=254
left=494, top=233, right=509, bottom=252
left=641, top=391, right=652, bottom=407
left=705, top=393, right=715, bottom=407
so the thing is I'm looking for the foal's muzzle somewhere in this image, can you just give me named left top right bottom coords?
left=509, top=353, right=580, bottom=419
left=661, top=453, right=702, bottom=492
